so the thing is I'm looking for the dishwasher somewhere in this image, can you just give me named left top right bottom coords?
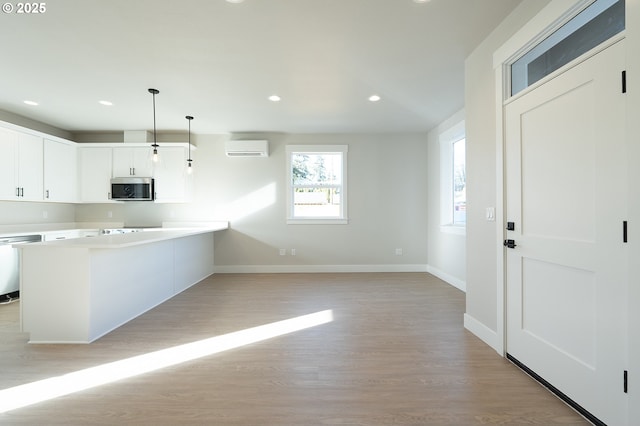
left=0, top=234, right=42, bottom=303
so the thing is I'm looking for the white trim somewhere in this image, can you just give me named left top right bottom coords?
left=495, top=63, right=507, bottom=356
left=287, top=219, right=348, bottom=225
left=464, top=313, right=501, bottom=354
left=493, top=0, right=593, bottom=359
left=285, top=144, right=348, bottom=223
left=426, top=265, right=466, bottom=292
left=493, top=0, right=593, bottom=68
left=439, top=224, right=466, bottom=236
left=214, top=264, right=428, bottom=274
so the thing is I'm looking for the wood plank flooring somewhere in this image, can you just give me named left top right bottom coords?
left=0, top=273, right=588, bottom=425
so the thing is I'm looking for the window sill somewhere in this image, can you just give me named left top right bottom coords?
left=287, top=218, right=349, bottom=225
left=440, top=224, right=466, bottom=236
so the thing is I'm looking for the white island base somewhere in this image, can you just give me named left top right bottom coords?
left=19, top=226, right=225, bottom=343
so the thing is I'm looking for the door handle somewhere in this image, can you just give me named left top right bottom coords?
left=503, top=239, right=517, bottom=249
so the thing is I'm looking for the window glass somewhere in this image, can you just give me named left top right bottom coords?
left=453, top=139, right=466, bottom=225
left=511, top=0, right=624, bottom=96
left=286, top=146, right=348, bottom=224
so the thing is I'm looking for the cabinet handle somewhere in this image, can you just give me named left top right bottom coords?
left=132, top=167, right=135, bottom=175
left=46, top=189, right=50, bottom=199
left=16, top=187, right=20, bottom=197
left=20, top=187, right=24, bottom=197
left=108, top=192, right=111, bottom=199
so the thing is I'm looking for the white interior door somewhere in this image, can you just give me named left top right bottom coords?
left=505, top=40, right=627, bottom=425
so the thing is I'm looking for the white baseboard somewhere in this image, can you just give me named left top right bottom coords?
left=426, top=265, right=466, bottom=292
left=464, top=313, right=501, bottom=354
left=214, top=264, right=428, bottom=274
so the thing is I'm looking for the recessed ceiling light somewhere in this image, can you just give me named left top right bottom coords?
left=99, top=100, right=113, bottom=106
left=368, top=95, right=381, bottom=102
left=23, top=100, right=39, bottom=106
left=413, top=0, right=431, bottom=3
left=226, top=0, right=244, bottom=3
left=268, top=95, right=281, bottom=102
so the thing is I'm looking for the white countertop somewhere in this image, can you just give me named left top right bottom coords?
left=13, top=222, right=229, bottom=249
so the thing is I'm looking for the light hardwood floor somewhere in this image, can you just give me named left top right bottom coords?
left=0, top=273, right=588, bottom=425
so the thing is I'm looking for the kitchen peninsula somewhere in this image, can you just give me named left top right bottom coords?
left=18, top=223, right=228, bottom=343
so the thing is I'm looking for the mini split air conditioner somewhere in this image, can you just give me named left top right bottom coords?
left=225, top=140, right=269, bottom=157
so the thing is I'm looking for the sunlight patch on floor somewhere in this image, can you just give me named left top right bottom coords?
left=0, top=309, right=333, bottom=413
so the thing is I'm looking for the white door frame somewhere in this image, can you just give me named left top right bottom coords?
left=492, top=0, right=624, bottom=355
left=492, top=0, right=639, bottom=422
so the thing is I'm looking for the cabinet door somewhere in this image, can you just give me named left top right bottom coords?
left=0, top=128, right=18, bottom=200
left=154, top=147, right=190, bottom=202
left=132, top=147, right=153, bottom=176
left=44, top=139, right=78, bottom=202
left=112, top=147, right=153, bottom=177
left=17, top=133, right=43, bottom=202
left=79, top=147, right=113, bottom=202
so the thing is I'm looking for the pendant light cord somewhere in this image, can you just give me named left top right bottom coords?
left=186, top=116, right=194, bottom=173
left=149, top=88, right=160, bottom=150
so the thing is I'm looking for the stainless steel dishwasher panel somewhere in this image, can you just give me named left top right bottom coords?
left=0, top=234, right=42, bottom=301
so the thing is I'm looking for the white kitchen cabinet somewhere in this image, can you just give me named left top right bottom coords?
left=153, top=146, right=192, bottom=202
left=16, top=133, right=43, bottom=201
left=0, top=128, right=18, bottom=200
left=0, top=128, right=43, bottom=201
left=79, top=146, right=114, bottom=203
left=44, top=139, right=78, bottom=203
left=112, top=146, right=154, bottom=177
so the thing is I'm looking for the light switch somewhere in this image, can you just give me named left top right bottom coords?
left=486, top=207, right=495, bottom=222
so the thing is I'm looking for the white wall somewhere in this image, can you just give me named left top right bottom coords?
left=426, top=109, right=466, bottom=291
left=0, top=201, right=75, bottom=226
left=463, top=0, right=551, bottom=344
left=75, top=132, right=430, bottom=271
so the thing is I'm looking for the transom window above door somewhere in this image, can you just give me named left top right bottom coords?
left=510, top=0, right=624, bottom=97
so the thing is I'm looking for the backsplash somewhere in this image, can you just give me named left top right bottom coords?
left=0, top=201, right=75, bottom=225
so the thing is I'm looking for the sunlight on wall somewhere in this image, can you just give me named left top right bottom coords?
left=216, top=182, right=276, bottom=221
left=0, top=309, right=333, bottom=413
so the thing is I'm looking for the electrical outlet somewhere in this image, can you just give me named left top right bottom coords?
left=291, top=248, right=296, bottom=256
left=279, top=248, right=286, bottom=256
left=395, top=248, right=403, bottom=256
left=107, top=211, right=113, bottom=218
left=42, top=211, right=48, bottom=219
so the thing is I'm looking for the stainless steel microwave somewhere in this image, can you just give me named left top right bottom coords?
left=110, top=177, right=154, bottom=201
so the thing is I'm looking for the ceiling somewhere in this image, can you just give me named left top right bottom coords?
left=0, top=0, right=523, bottom=135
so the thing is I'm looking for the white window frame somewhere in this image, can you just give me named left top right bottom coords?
left=439, top=120, right=466, bottom=235
left=286, top=145, right=348, bottom=225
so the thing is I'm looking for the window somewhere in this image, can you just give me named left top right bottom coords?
left=286, top=145, right=348, bottom=224
left=511, top=0, right=624, bottom=96
left=452, top=138, right=466, bottom=225
left=439, top=121, right=465, bottom=234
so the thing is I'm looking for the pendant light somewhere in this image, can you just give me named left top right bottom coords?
left=148, top=88, right=160, bottom=162
left=186, top=115, right=194, bottom=174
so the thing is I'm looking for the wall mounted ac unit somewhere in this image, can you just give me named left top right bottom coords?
left=225, top=140, right=269, bottom=157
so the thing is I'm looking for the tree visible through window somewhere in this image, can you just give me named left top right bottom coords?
left=286, top=145, right=348, bottom=224
left=453, top=138, right=466, bottom=225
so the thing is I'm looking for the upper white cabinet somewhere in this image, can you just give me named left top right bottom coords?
left=112, top=147, right=153, bottom=177
left=154, top=146, right=191, bottom=203
left=79, top=146, right=114, bottom=203
left=0, top=128, right=43, bottom=201
left=77, top=143, right=193, bottom=203
left=0, top=128, right=18, bottom=200
left=44, top=139, right=78, bottom=203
